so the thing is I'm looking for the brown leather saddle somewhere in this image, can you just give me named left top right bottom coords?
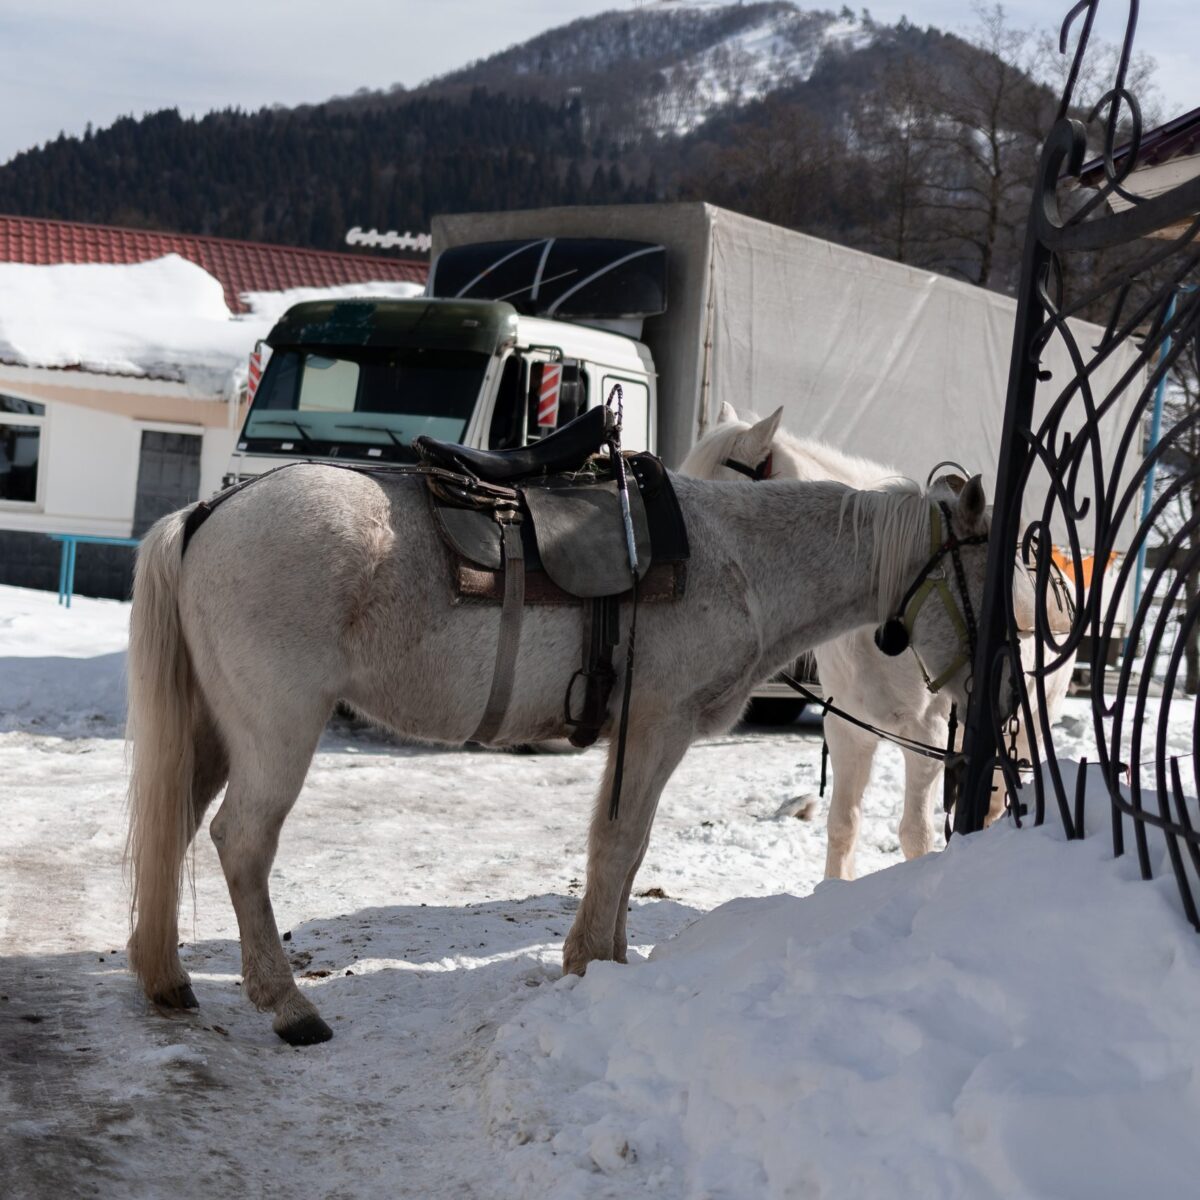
left=414, top=405, right=689, bottom=749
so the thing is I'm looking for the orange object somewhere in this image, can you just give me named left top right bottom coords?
left=1051, top=546, right=1117, bottom=590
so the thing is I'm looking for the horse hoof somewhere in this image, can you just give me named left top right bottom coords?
left=153, top=983, right=199, bottom=1010
left=276, top=1014, right=333, bottom=1046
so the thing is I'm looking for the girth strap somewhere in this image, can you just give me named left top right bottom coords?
left=470, top=504, right=525, bottom=744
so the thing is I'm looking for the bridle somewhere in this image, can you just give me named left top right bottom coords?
left=873, top=500, right=988, bottom=694
left=723, top=451, right=773, bottom=480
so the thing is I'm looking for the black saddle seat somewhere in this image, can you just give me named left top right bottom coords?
left=413, top=404, right=614, bottom=483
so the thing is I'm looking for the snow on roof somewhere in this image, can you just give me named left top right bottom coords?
left=0, top=213, right=426, bottom=313
left=0, top=254, right=424, bottom=395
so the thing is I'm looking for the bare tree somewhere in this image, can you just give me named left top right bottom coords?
left=909, top=4, right=1047, bottom=289
left=850, top=55, right=944, bottom=266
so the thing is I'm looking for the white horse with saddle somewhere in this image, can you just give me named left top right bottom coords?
left=125, top=406, right=999, bottom=1044
left=680, top=403, right=1072, bottom=879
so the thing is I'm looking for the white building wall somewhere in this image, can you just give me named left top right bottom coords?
left=200, top=427, right=239, bottom=497
left=43, top=401, right=141, bottom=535
left=0, top=378, right=236, bottom=537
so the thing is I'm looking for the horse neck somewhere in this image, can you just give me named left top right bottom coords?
left=720, top=480, right=928, bottom=658
left=773, top=434, right=897, bottom=490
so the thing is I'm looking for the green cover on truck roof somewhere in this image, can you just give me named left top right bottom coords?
left=265, top=297, right=519, bottom=355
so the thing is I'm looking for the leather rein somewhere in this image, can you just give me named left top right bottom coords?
left=873, top=500, right=988, bottom=694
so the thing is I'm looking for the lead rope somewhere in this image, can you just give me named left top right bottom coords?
left=607, top=383, right=639, bottom=821
left=779, top=673, right=952, bottom=762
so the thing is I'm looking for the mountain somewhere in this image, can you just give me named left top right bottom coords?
left=413, top=2, right=875, bottom=137
left=0, top=1, right=1056, bottom=290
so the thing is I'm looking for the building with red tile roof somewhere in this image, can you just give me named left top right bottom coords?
left=0, top=215, right=433, bottom=596
left=0, top=214, right=427, bottom=312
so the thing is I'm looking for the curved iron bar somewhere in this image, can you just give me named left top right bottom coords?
left=958, top=0, right=1200, bottom=931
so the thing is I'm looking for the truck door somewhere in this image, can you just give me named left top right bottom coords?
left=600, top=374, right=650, bottom=453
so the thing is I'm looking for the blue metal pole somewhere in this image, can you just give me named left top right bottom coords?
left=56, top=538, right=68, bottom=605
left=1128, top=288, right=1192, bottom=653
left=66, top=538, right=77, bottom=609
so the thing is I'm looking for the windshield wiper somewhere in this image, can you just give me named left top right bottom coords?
left=253, top=418, right=315, bottom=442
left=335, top=423, right=406, bottom=447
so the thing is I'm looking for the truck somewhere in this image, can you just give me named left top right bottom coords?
left=225, top=202, right=1144, bottom=703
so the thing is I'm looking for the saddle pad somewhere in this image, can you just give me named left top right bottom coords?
left=455, top=560, right=686, bottom=605
left=522, top=478, right=651, bottom=598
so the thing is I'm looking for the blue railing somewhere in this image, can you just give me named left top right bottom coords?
left=47, top=533, right=140, bottom=607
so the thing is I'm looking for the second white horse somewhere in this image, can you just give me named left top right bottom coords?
left=681, top=403, right=1070, bottom=879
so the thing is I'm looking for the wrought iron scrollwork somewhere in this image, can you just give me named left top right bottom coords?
left=958, top=0, right=1200, bottom=927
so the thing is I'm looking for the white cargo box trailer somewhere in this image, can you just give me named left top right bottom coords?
left=432, top=202, right=1145, bottom=558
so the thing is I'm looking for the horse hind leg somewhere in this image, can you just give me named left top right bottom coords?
left=209, top=709, right=332, bottom=1045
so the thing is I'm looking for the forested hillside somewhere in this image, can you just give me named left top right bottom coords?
left=0, top=91, right=651, bottom=251
left=0, top=2, right=1131, bottom=294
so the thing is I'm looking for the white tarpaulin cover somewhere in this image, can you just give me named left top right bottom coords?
left=434, top=203, right=1145, bottom=550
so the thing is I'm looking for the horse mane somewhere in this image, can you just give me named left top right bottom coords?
left=843, top=487, right=931, bottom=623
left=680, top=420, right=751, bottom=479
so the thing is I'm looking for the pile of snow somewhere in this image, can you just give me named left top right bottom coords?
left=0, top=256, right=423, bottom=396
left=0, top=584, right=128, bottom=733
left=240, top=278, right=424, bottom=325
left=485, top=805, right=1200, bottom=1198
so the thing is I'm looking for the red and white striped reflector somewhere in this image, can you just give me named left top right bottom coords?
left=247, top=346, right=264, bottom=402
left=537, top=364, right=562, bottom=428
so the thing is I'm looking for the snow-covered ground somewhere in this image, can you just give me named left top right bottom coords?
left=1, top=583, right=1197, bottom=1198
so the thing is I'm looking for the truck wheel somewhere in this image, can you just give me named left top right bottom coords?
left=746, top=698, right=807, bottom=726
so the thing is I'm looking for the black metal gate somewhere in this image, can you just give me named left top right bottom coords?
left=957, top=1, right=1200, bottom=925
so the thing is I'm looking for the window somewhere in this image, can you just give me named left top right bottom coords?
left=242, top=347, right=489, bottom=458
left=133, top=431, right=201, bottom=537
left=0, top=393, right=45, bottom=506
left=489, top=355, right=526, bottom=449
left=297, top=355, right=359, bottom=413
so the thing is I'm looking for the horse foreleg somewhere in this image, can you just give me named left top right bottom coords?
left=563, top=715, right=692, bottom=976
left=822, top=718, right=877, bottom=881
left=898, top=747, right=944, bottom=860
left=611, top=830, right=653, bottom=963
left=209, top=723, right=330, bottom=1045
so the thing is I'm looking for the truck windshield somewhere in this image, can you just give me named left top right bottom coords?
left=240, top=347, right=489, bottom=460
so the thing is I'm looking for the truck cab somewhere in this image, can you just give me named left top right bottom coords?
left=225, top=239, right=664, bottom=486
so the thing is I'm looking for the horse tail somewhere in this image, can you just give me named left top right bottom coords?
left=126, top=506, right=198, bottom=1000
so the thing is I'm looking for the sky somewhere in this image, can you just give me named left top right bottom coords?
left=0, top=0, right=1195, bottom=166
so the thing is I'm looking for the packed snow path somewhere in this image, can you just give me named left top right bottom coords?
left=2, top=586, right=1198, bottom=1198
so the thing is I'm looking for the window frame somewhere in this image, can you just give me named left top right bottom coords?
left=0, top=389, right=47, bottom=511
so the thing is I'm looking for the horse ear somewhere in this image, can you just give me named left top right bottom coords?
left=959, top=474, right=987, bottom=527
left=718, top=401, right=739, bottom=425
left=737, top=407, right=784, bottom=465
